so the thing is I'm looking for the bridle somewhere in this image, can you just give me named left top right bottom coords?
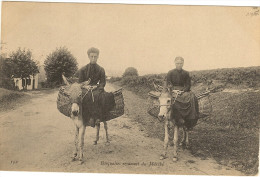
left=80, top=87, right=95, bottom=103
left=156, top=90, right=181, bottom=107
left=156, top=90, right=182, bottom=122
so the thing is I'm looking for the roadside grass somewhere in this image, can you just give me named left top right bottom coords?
left=0, top=88, right=31, bottom=112
left=189, top=91, right=259, bottom=175
left=190, top=123, right=259, bottom=175
left=0, top=88, right=58, bottom=112
left=118, top=82, right=259, bottom=175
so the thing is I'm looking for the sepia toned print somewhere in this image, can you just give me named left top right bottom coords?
left=0, top=2, right=259, bottom=176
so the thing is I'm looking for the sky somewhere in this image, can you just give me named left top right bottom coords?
left=1, top=2, right=260, bottom=76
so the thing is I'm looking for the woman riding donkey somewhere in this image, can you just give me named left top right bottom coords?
left=158, top=56, right=199, bottom=161
left=165, top=56, right=199, bottom=130
left=78, top=47, right=115, bottom=143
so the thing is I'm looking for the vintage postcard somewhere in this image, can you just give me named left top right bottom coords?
left=0, top=1, right=259, bottom=176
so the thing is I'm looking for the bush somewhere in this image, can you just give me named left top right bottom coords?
left=9, top=48, right=39, bottom=79
left=0, top=77, right=16, bottom=90
left=44, top=47, right=78, bottom=87
left=122, top=67, right=139, bottom=77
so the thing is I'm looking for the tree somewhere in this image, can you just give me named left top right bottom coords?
left=122, top=67, right=139, bottom=77
left=0, top=55, right=15, bottom=89
left=10, top=48, right=39, bottom=79
left=1, top=48, right=39, bottom=90
left=44, top=47, right=78, bottom=86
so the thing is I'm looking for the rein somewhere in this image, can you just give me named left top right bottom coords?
left=156, top=91, right=181, bottom=107
left=81, top=87, right=95, bottom=103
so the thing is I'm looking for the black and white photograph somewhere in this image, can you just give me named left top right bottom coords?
left=0, top=0, right=259, bottom=176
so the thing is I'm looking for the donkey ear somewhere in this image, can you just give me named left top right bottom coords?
left=153, top=82, right=163, bottom=92
left=62, top=73, right=70, bottom=85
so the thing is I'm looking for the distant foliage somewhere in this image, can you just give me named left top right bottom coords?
left=190, top=67, right=260, bottom=87
left=0, top=56, right=15, bottom=89
left=44, top=47, right=78, bottom=87
left=109, top=76, right=122, bottom=83
left=9, top=48, right=39, bottom=79
left=122, top=67, right=139, bottom=77
left=0, top=49, right=39, bottom=90
left=111, top=66, right=260, bottom=88
left=109, top=66, right=260, bottom=98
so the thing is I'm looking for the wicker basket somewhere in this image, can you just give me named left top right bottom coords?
left=57, top=86, right=124, bottom=120
left=147, top=91, right=212, bottom=118
left=105, top=88, right=125, bottom=120
left=198, top=95, right=212, bottom=118
left=147, top=91, right=160, bottom=118
left=57, top=86, right=72, bottom=118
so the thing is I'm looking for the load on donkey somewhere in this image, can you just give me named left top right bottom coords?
left=147, top=56, right=213, bottom=162
left=56, top=47, right=124, bottom=163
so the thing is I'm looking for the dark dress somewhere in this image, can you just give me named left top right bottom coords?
left=166, top=69, right=199, bottom=129
left=166, top=69, right=191, bottom=92
left=78, top=63, right=106, bottom=90
left=78, top=63, right=115, bottom=127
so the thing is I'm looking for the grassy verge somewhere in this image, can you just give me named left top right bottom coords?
left=0, top=88, right=32, bottom=112
left=0, top=88, right=58, bottom=113
left=113, top=81, right=259, bottom=175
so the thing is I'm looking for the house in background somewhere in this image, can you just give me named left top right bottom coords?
left=14, top=74, right=39, bottom=90
left=13, top=65, right=46, bottom=90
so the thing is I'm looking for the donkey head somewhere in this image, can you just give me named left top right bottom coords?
left=62, top=74, right=90, bottom=117
left=153, top=82, right=172, bottom=121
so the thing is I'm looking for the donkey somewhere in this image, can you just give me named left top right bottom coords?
left=62, top=75, right=110, bottom=164
left=154, top=83, right=194, bottom=162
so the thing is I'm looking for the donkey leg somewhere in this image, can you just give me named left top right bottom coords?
left=168, top=121, right=174, bottom=147
left=78, top=125, right=86, bottom=164
left=72, top=126, right=79, bottom=161
left=160, top=120, right=169, bottom=160
left=93, top=122, right=100, bottom=145
left=180, top=127, right=190, bottom=149
left=185, top=128, right=190, bottom=149
left=180, top=127, right=186, bottom=148
left=172, top=125, right=179, bottom=162
left=104, top=121, right=110, bottom=145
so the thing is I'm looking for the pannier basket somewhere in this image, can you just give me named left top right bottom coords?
left=197, top=92, right=212, bottom=118
left=147, top=90, right=212, bottom=118
left=105, top=88, right=125, bottom=120
left=147, top=91, right=160, bottom=118
left=57, top=86, right=124, bottom=120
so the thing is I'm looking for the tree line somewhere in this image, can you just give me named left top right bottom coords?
left=0, top=47, right=78, bottom=90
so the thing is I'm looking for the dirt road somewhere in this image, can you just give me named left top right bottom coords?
left=0, top=83, right=243, bottom=175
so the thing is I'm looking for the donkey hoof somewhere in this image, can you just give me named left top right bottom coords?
left=160, top=155, right=166, bottom=160
left=172, top=157, right=178, bottom=162
left=93, top=141, right=98, bottom=145
left=169, top=142, right=174, bottom=147
left=71, top=153, right=77, bottom=161
left=78, top=160, right=84, bottom=165
left=105, top=141, right=110, bottom=146
left=71, top=156, right=77, bottom=161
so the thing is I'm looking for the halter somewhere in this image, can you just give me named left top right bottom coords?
left=156, top=90, right=181, bottom=107
left=156, top=90, right=181, bottom=122
left=81, top=87, right=95, bottom=103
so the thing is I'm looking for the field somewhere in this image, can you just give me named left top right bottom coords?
left=109, top=66, right=260, bottom=175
